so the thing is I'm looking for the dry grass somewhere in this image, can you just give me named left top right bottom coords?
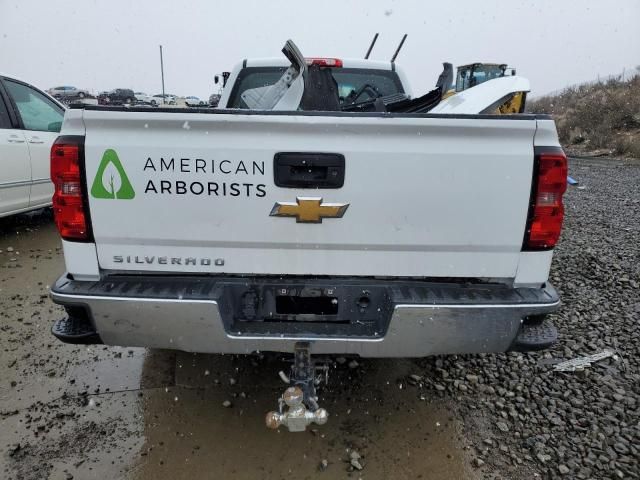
left=528, top=73, right=640, bottom=158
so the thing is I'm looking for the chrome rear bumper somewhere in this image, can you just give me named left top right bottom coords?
left=50, top=274, right=560, bottom=357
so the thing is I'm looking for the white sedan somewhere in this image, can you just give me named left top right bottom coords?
left=1, top=74, right=65, bottom=217
left=134, top=92, right=156, bottom=105
left=185, top=96, right=205, bottom=106
left=152, top=94, right=176, bottom=105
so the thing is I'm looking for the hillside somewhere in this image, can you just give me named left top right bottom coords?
left=528, top=72, right=640, bottom=158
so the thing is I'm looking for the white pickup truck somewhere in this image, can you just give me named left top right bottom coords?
left=49, top=47, right=566, bottom=431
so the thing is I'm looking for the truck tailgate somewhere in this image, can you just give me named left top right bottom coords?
left=81, top=110, right=537, bottom=279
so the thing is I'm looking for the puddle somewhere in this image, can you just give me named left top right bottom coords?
left=134, top=353, right=474, bottom=480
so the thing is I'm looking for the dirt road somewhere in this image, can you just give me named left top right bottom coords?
left=0, top=212, right=476, bottom=479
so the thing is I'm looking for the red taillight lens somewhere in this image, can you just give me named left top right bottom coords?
left=524, top=149, right=567, bottom=250
left=51, top=137, right=91, bottom=241
left=305, top=57, right=343, bottom=68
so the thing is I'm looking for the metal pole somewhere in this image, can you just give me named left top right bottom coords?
left=364, top=33, right=379, bottom=59
left=160, top=45, right=166, bottom=105
left=390, top=34, right=408, bottom=62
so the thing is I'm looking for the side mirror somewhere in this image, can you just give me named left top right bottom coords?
left=214, top=75, right=219, bottom=84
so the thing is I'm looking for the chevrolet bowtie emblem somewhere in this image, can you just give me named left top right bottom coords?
left=270, top=197, right=349, bottom=223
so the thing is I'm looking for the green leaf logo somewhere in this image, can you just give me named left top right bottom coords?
left=91, top=149, right=135, bottom=200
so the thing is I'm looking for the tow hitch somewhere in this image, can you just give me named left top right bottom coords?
left=265, top=342, right=329, bottom=432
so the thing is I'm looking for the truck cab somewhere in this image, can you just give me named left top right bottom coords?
left=218, top=57, right=413, bottom=109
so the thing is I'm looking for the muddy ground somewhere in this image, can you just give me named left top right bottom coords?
left=1, top=157, right=638, bottom=479
left=0, top=216, right=479, bottom=479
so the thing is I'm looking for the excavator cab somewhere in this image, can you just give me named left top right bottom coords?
left=455, top=63, right=514, bottom=92
left=450, top=63, right=525, bottom=114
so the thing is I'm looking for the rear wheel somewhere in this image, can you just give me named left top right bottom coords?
left=78, top=92, right=85, bottom=99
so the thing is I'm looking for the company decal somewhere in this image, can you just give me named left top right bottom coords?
left=91, top=149, right=135, bottom=199
left=142, top=157, right=266, bottom=198
left=92, top=150, right=267, bottom=200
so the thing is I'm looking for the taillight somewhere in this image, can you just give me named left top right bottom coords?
left=305, top=58, right=343, bottom=68
left=523, top=148, right=567, bottom=250
left=51, top=136, right=92, bottom=242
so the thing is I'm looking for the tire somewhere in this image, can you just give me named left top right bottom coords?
left=150, top=99, right=157, bottom=106
left=78, top=92, right=85, bottom=99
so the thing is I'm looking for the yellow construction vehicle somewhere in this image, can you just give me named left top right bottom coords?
left=443, top=63, right=525, bottom=113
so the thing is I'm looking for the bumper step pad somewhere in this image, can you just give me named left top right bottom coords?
left=51, top=316, right=102, bottom=345
left=511, top=319, right=558, bottom=351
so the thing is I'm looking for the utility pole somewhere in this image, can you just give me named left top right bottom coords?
left=159, top=45, right=166, bottom=105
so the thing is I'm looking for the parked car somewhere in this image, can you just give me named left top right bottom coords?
left=152, top=93, right=176, bottom=105
left=48, top=85, right=90, bottom=99
left=208, top=94, right=221, bottom=107
left=97, top=88, right=136, bottom=105
left=184, top=96, right=205, bottom=106
left=134, top=92, right=156, bottom=105
left=0, top=74, right=65, bottom=217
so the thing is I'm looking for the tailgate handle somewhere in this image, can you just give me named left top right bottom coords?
left=274, top=152, right=345, bottom=188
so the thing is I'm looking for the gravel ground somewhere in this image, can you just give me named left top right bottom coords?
left=413, top=157, right=640, bottom=479
left=1, top=157, right=638, bottom=479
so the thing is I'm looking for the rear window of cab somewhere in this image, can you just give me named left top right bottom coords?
left=226, top=67, right=404, bottom=109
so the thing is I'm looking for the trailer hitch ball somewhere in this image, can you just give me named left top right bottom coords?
left=265, top=410, right=282, bottom=430
left=266, top=386, right=329, bottom=432
left=284, top=386, right=303, bottom=406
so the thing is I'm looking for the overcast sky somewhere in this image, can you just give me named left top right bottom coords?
left=1, top=0, right=638, bottom=99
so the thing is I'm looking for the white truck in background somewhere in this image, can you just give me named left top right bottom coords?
left=49, top=42, right=567, bottom=432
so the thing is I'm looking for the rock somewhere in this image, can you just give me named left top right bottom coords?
left=474, top=458, right=485, bottom=467
left=536, top=453, right=551, bottom=463
left=496, top=422, right=509, bottom=432
left=222, top=400, right=232, bottom=408
left=335, top=357, right=346, bottom=365
left=8, top=443, right=20, bottom=456
left=613, top=442, right=629, bottom=455
left=319, top=459, right=328, bottom=471
left=228, top=377, right=237, bottom=386
left=466, top=374, right=479, bottom=384
left=350, top=458, right=363, bottom=471
left=348, top=360, right=359, bottom=369
left=6, top=246, right=14, bottom=252
left=349, top=450, right=361, bottom=460
left=558, top=464, right=570, bottom=475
